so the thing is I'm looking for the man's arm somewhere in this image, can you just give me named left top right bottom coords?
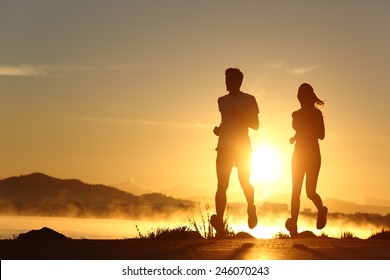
left=213, top=125, right=221, bottom=136
left=248, top=95, right=260, bottom=130
left=214, top=98, right=223, bottom=136
left=249, top=113, right=259, bottom=130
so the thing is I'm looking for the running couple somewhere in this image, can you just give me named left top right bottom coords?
left=211, top=68, right=327, bottom=238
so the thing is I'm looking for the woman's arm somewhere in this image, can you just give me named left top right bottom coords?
left=317, top=111, right=325, bottom=140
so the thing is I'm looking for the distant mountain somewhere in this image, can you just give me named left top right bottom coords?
left=0, top=173, right=195, bottom=219
left=0, top=173, right=137, bottom=203
left=1, top=173, right=388, bottom=222
left=324, top=198, right=390, bottom=216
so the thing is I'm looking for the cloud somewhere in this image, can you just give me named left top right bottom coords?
left=270, top=62, right=318, bottom=75
left=80, top=116, right=213, bottom=129
left=287, top=66, right=318, bottom=75
left=328, top=129, right=390, bottom=144
left=0, top=63, right=158, bottom=77
left=0, top=65, right=47, bottom=77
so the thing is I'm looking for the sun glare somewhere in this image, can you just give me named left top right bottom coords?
left=251, top=145, right=283, bottom=186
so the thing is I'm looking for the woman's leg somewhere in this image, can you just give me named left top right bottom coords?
left=305, top=150, right=327, bottom=229
left=291, top=151, right=305, bottom=223
left=305, top=150, right=323, bottom=210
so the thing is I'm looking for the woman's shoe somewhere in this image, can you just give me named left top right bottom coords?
left=316, top=206, right=328, bottom=230
left=285, top=218, right=298, bottom=238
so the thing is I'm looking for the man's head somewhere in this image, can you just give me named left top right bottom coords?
left=225, top=68, right=244, bottom=93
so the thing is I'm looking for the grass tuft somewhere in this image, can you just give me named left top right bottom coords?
left=188, top=202, right=236, bottom=239
left=136, top=202, right=238, bottom=240
left=368, top=228, right=390, bottom=240
left=272, top=231, right=290, bottom=239
left=135, top=225, right=201, bottom=240
left=318, top=232, right=329, bottom=238
left=188, top=202, right=214, bottom=239
left=340, top=230, right=357, bottom=239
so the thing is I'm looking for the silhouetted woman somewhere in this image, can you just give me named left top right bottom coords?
left=285, top=83, right=327, bottom=237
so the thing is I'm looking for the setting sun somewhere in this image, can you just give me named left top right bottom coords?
left=251, top=144, right=283, bottom=186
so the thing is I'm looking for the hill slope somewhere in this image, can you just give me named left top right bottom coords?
left=0, top=173, right=195, bottom=219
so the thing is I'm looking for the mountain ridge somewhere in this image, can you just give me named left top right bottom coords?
left=1, top=173, right=389, bottom=219
left=0, top=173, right=195, bottom=219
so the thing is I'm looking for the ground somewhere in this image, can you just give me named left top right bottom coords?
left=1, top=237, right=389, bottom=260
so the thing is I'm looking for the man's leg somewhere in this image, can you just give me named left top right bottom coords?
left=213, top=149, right=233, bottom=235
left=236, top=149, right=257, bottom=229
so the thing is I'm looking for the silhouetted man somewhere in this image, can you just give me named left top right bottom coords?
left=211, top=68, right=259, bottom=237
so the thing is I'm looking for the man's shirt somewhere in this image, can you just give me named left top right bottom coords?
left=217, top=92, right=259, bottom=151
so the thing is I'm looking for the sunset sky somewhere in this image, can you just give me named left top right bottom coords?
left=1, top=0, right=389, bottom=208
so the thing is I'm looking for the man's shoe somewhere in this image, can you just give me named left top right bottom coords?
left=210, top=214, right=225, bottom=238
left=247, top=205, right=258, bottom=229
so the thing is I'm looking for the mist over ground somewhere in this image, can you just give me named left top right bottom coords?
left=1, top=173, right=389, bottom=239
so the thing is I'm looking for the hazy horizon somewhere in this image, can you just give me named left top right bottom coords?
left=1, top=209, right=388, bottom=240
left=2, top=172, right=390, bottom=214
left=1, top=173, right=389, bottom=240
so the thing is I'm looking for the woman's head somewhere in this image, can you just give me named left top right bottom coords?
left=297, top=83, right=325, bottom=107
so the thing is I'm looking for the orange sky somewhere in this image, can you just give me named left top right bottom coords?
left=1, top=0, right=389, bottom=208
